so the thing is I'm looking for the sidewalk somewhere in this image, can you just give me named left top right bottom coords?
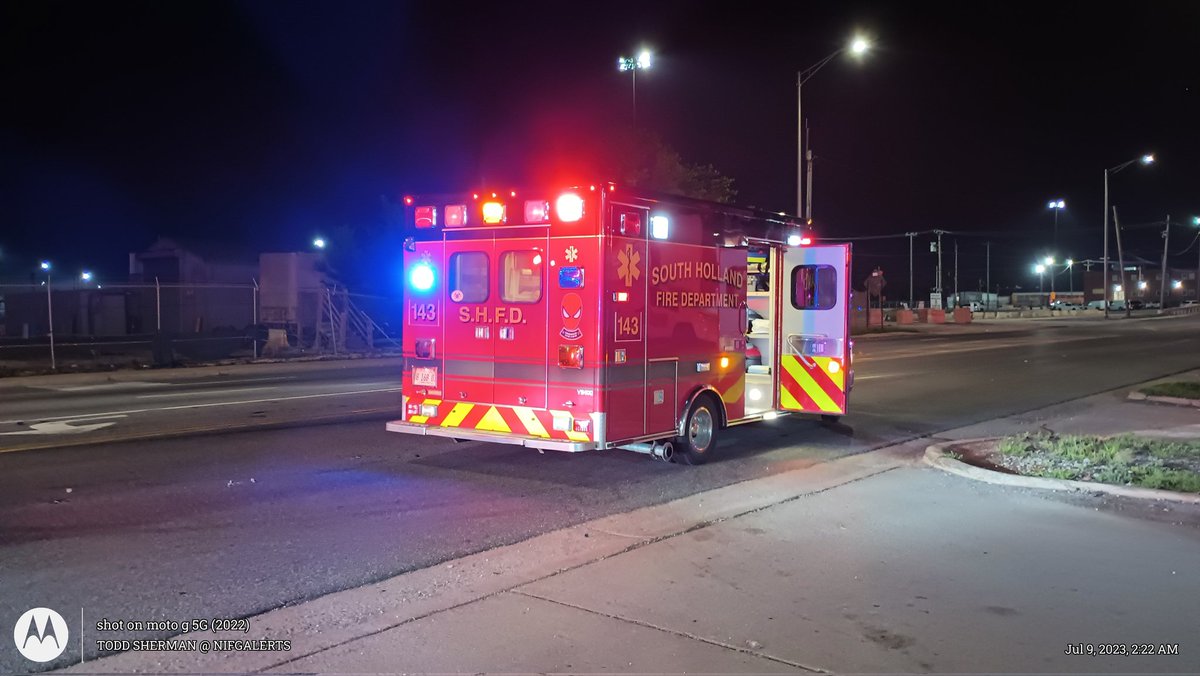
left=69, top=375, right=1200, bottom=674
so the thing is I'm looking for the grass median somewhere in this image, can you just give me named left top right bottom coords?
left=1140, top=381, right=1200, bottom=400
left=994, top=432, right=1200, bottom=493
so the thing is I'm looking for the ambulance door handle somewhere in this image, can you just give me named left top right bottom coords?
left=563, top=400, right=575, bottom=408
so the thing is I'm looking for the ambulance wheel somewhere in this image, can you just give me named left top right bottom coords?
left=676, top=396, right=719, bottom=465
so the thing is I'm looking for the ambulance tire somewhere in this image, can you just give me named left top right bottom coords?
left=676, top=395, right=719, bottom=465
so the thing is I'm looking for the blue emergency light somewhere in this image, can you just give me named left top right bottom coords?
left=409, top=262, right=435, bottom=291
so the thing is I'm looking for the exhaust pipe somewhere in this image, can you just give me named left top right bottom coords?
left=620, top=440, right=675, bottom=462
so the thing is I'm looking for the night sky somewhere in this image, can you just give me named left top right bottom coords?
left=2, top=1, right=1196, bottom=296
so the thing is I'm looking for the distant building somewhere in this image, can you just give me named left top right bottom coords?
left=1082, top=259, right=1197, bottom=306
left=128, top=237, right=258, bottom=334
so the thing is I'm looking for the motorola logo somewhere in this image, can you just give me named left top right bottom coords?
left=13, top=608, right=69, bottom=663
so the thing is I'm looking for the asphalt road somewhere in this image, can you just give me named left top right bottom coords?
left=1, top=315, right=1198, bottom=672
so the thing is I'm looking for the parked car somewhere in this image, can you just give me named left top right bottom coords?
left=1128, top=299, right=1145, bottom=310
left=1052, top=300, right=1082, bottom=310
left=1086, top=300, right=1106, bottom=310
left=1183, top=299, right=1199, bottom=307
left=1144, top=300, right=1161, bottom=309
left=1109, top=300, right=1126, bottom=311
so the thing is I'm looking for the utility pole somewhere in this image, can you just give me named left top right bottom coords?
left=804, top=125, right=813, bottom=222
left=935, top=230, right=945, bottom=308
left=986, top=241, right=991, bottom=312
left=1160, top=215, right=1170, bottom=311
left=1113, top=206, right=1131, bottom=318
left=954, top=239, right=959, bottom=308
left=906, top=232, right=916, bottom=308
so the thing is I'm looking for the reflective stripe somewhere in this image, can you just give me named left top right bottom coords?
left=779, top=355, right=843, bottom=414
left=514, top=406, right=550, bottom=437
left=441, top=402, right=475, bottom=428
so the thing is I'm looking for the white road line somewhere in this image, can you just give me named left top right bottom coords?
left=136, top=386, right=279, bottom=399
left=0, top=387, right=402, bottom=425
left=42, top=382, right=168, bottom=392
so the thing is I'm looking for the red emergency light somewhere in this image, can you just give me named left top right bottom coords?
left=445, top=204, right=467, bottom=226
left=524, top=200, right=550, bottom=223
left=415, top=206, right=436, bottom=228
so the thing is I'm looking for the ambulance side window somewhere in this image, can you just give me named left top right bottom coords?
left=500, top=251, right=543, bottom=303
left=791, top=265, right=837, bottom=310
left=449, top=252, right=489, bottom=303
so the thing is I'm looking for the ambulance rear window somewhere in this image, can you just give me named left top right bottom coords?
left=449, top=252, right=488, bottom=303
left=791, top=265, right=838, bottom=310
left=500, top=250, right=543, bottom=303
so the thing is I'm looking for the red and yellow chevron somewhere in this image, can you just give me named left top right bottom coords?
left=778, top=354, right=845, bottom=415
left=404, top=396, right=592, bottom=443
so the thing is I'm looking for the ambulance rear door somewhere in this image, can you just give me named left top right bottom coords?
left=776, top=243, right=851, bottom=416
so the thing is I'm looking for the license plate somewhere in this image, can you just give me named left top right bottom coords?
left=412, top=367, right=438, bottom=387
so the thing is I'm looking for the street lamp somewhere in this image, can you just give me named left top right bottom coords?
left=1103, top=153, right=1154, bottom=318
left=40, top=261, right=55, bottom=370
left=80, top=270, right=93, bottom=282
left=797, top=35, right=871, bottom=220
left=617, top=50, right=652, bottom=124
left=1047, top=199, right=1065, bottom=248
left=1193, top=216, right=1200, bottom=302
left=1043, top=256, right=1056, bottom=297
left=1065, top=258, right=1074, bottom=293
left=313, top=237, right=326, bottom=250
left=1034, top=263, right=1046, bottom=294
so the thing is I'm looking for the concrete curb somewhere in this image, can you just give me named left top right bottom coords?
left=923, top=440, right=1200, bottom=505
left=1127, top=391, right=1200, bottom=408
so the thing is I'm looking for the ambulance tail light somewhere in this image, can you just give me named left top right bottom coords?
left=524, top=200, right=550, bottom=223
left=415, top=339, right=436, bottom=359
left=572, top=419, right=591, bottom=433
left=558, top=344, right=584, bottom=369
left=415, top=206, right=437, bottom=228
left=482, top=201, right=506, bottom=224
left=445, top=205, right=468, bottom=226
left=409, top=262, right=436, bottom=292
left=420, top=404, right=438, bottom=418
left=556, top=193, right=585, bottom=222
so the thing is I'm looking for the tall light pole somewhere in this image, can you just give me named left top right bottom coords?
left=617, top=50, right=652, bottom=125
left=1047, top=199, right=1065, bottom=249
left=1044, top=255, right=1056, bottom=298
left=1034, top=263, right=1046, bottom=296
left=41, top=260, right=55, bottom=371
left=1065, top=258, right=1074, bottom=293
left=1194, top=216, right=1200, bottom=302
left=797, top=35, right=870, bottom=220
left=1103, top=154, right=1154, bottom=318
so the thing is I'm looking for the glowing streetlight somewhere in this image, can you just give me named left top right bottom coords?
left=1034, top=263, right=1046, bottom=294
left=313, top=238, right=327, bottom=250
left=80, top=271, right=93, bottom=282
left=1047, top=199, right=1065, bottom=248
left=40, top=261, right=51, bottom=271
left=796, top=35, right=872, bottom=220
left=617, top=49, right=652, bottom=123
left=1103, top=152, right=1155, bottom=318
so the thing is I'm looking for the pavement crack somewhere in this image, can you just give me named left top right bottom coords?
left=511, top=589, right=830, bottom=673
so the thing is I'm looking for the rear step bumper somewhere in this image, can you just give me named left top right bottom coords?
left=386, top=420, right=598, bottom=453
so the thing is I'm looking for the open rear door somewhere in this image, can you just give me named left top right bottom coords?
left=776, top=243, right=851, bottom=416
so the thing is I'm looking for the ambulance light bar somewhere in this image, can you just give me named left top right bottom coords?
left=650, top=215, right=669, bottom=239
left=415, top=206, right=436, bottom=228
left=556, top=194, right=585, bottom=222
left=482, top=201, right=506, bottom=224
left=524, top=200, right=550, bottom=223
left=445, top=204, right=468, bottom=226
left=409, top=262, right=435, bottom=291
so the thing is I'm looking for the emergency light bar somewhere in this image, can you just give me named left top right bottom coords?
left=481, top=201, right=506, bottom=224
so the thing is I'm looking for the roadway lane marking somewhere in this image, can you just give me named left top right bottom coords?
left=135, top=386, right=279, bottom=399
left=0, top=415, right=127, bottom=436
left=0, top=387, right=402, bottom=426
left=40, top=382, right=168, bottom=392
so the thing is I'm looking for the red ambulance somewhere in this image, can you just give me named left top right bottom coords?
left=387, top=183, right=853, bottom=464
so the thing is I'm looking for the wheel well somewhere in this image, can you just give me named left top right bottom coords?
left=685, top=387, right=727, bottom=429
